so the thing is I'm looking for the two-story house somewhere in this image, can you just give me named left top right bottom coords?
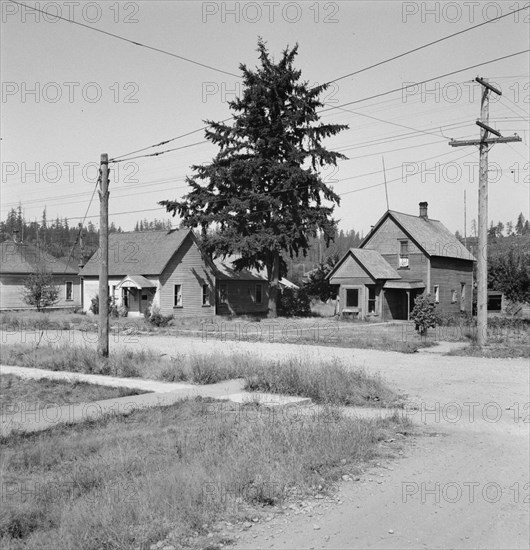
left=327, top=202, right=476, bottom=320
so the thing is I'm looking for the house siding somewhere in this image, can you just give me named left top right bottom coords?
left=363, top=217, right=423, bottom=255
left=0, top=274, right=81, bottom=310
left=159, top=234, right=216, bottom=318
left=430, top=257, right=473, bottom=314
left=217, top=280, right=269, bottom=316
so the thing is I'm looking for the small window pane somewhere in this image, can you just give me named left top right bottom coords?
left=346, top=289, right=358, bottom=308
left=174, top=285, right=182, bottom=307
left=219, top=284, right=227, bottom=304
left=202, top=284, right=210, bottom=306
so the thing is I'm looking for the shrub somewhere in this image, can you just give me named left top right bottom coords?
left=89, top=295, right=116, bottom=316
left=410, top=294, right=438, bottom=336
left=144, top=304, right=173, bottom=327
left=278, top=288, right=311, bottom=317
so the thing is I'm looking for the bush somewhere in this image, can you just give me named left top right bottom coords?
left=89, top=295, right=116, bottom=316
left=144, top=304, right=173, bottom=327
left=410, top=294, right=438, bottom=336
left=278, top=288, right=311, bottom=317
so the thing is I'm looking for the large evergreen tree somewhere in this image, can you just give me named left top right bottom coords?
left=161, top=40, right=348, bottom=316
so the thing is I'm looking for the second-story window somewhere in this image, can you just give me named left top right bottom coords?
left=399, top=239, right=409, bottom=268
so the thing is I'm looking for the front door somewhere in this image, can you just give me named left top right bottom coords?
left=140, top=289, right=153, bottom=314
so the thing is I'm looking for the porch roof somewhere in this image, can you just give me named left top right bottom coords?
left=383, top=280, right=426, bottom=290
left=117, top=275, right=155, bottom=289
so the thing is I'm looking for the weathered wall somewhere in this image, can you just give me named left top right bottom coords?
left=0, top=274, right=81, bottom=310
left=430, top=257, right=473, bottom=314
left=159, top=234, right=216, bottom=318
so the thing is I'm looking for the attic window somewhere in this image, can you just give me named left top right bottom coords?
left=399, top=239, right=409, bottom=268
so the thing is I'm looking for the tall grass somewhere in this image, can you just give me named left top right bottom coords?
left=0, top=399, right=411, bottom=550
left=2, top=344, right=402, bottom=407
left=244, top=357, right=401, bottom=407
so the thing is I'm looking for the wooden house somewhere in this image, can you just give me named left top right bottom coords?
left=79, top=230, right=270, bottom=317
left=327, top=202, right=476, bottom=320
left=0, top=240, right=81, bottom=310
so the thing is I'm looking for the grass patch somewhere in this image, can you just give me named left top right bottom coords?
left=243, top=357, right=402, bottom=407
left=0, top=374, right=149, bottom=411
left=2, top=344, right=401, bottom=407
left=0, top=399, right=412, bottom=550
left=1, top=343, right=156, bottom=379
left=446, top=343, right=530, bottom=358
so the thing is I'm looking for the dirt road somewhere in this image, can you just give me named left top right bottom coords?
left=2, top=330, right=529, bottom=548
left=114, top=334, right=530, bottom=550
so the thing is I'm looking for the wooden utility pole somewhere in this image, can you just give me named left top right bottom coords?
left=98, top=153, right=110, bottom=357
left=450, top=77, right=521, bottom=347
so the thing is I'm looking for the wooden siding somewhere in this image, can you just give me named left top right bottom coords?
left=363, top=217, right=423, bottom=255
left=430, top=257, right=473, bottom=314
left=216, top=280, right=269, bottom=316
left=332, top=254, right=375, bottom=280
left=379, top=253, right=429, bottom=282
left=158, top=234, right=216, bottom=318
left=0, top=274, right=81, bottom=310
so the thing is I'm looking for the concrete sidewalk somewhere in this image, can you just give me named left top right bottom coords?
left=0, top=364, right=401, bottom=437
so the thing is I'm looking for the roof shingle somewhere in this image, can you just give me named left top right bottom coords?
left=0, top=241, right=78, bottom=274
left=80, top=230, right=190, bottom=276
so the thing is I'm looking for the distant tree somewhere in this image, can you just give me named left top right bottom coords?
left=524, top=220, right=530, bottom=235
left=22, top=270, right=59, bottom=311
left=488, top=245, right=530, bottom=303
left=303, top=254, right=340, bottom=302
left=488, top=221, right=497, bottom=238
left=506, top=221, right=514, bottom=236
left=161, top=40, right=348, bottom=317
left=515, top=213, right=525, bottom=235
left=454, top=230, right=463, bottom=241
left=495, top=221, right=504, bottom=238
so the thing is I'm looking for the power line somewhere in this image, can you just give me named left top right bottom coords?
left=320, top=50, right=530, bottom=115
left=8, top=0, right=241, bottom=78
left=111, top=51, right=529, bottom=165
left=323, top=4, right=530, bottom=86
left=109, top=6, right=529, bottom=162
left=62, top=178, right=99, bottom=272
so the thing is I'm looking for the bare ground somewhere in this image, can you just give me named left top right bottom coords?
left=1, top=330, right=529, bottom=549
left=113, top=334, right=530, bottom=549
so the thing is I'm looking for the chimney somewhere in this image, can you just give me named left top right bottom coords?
left=419, top=202, right=428, bottom=219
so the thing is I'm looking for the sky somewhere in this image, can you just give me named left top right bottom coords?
left=1, top=0, right=528, bottom=237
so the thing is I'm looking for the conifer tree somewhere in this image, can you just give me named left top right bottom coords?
left=161, top=40, right=348, bottom=316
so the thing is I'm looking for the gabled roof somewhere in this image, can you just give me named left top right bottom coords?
left=0, top=241, right=78, bottom=274
left=117, top=275, right=156, bottom=289
left=361, top=210, right=476, bottom=261
left=327, top=248, right=401, bottom=281
left=80, top=229, right=191, bottom=277
left=213, top=256, right=267, bottom=282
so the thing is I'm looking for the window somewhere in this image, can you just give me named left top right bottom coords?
left=174, top=284, right=182, bottom=307
left=122, top=288, right=129, bottom=308
left=368, top=287, right=377, bottom=313
left=460, top=283, right=466, bottom=311
left=451, top=289, right=457, bottom=303
left=433, top=285, right=440, bottom=303
left=219, top=283, right=227, bottom=305
left=65, top=281, right=73, bottom=301
left=398, top=239, right=409, bottom=268
left=112, top=285, right=116, bottom=298
left=346, top=288, right=359, bottom=308
left=202, top=284, right=210, bottom=306
left=255, top=284, right=263, bottom=304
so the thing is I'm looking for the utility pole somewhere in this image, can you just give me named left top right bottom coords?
left=98, top=153, right=110, bottom=357
left=450, top=77, right=521, bottom=347
left=464, top=190, right=467, bottom=249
